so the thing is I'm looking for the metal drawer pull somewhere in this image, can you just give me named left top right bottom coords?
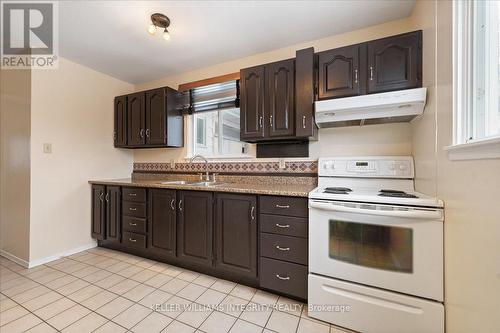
left=250, top=206, right=255, bottom=220
left=275, top=204, right=290, bottom=209
left=269, top=115, right=273, bottom=127
left=259, top=116, right=263, bottom=128
left=354, top=69, right=359, bottom=84
left=276, top=245, right=290, bottom=251
left=128, top=193, right=137, bottom=197
left=129, top=222, right=138, bottom=226
left=275, top=223, right=290, bottom=228
left=178, top=199, right=183, bottom=211
left=302, top=115, right=306, bottom=129
left=105, top=193, right=109, bottom=202
left=140, top=129, right=145, bottom=138
left=129, top=207, right=137, bottom=211
left=369, top=66, right=374, bottom=81
left=99, top=192, right=104, bottom=202
left=170, top=198, right=176, bottom=211
left=128, top=238, right=137, bottom=242
left=275, top=274, right=290, bottom=280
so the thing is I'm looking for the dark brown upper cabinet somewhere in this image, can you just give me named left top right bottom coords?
left=91, top=184, right=106, bottom=240
left=177, top=191, right=214, bottom=267
left=317, top=44, right=365, bottom=99
left=148, top=189, right=176, bottom=258
left=266, top=59, right=295, bottom=137
left=127, top=92, right=146, bottom=146
left=295, top=47, right=316, bottom=138
left=118, top=87, right=183, bottom=149
left=215, top=193, right=257, bottom=279
left=114, top=96, right=127, bottom=147
left=105, top=186, right=121, bottom=242
left=367, top=31, right=422, bottom=94
left=240, top=65, right=266, bottom=140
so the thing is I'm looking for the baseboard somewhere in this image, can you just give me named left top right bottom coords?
left=0, top=250, right=30, bottom=268
left=27, top=242, right=97, bottom=268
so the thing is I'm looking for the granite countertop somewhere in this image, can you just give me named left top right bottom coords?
left=88, top=178, right=315, bottom=197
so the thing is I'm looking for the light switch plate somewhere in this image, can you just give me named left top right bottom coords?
left=279, top=158, right=286, bottom=169
left=170, top=159, right=175, bottom=169
left=43, top=143, right=52, bottom=153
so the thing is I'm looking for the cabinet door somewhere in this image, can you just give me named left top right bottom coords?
left=149, top=189, right=176, bottom=257
left=177, top=191, right=213, bottom=267
left=114, top=96, right=127, bottom=147
left=318, top=45, right=364, bottom=99
left=91, top=185, right=106, bottom=240
left=215, top=193, right=257, bottom=279
left=295, top=47, right=316, bottom=138
left=367, top=31, right=422, bottom=93
left=266, top=59, right=295, bottom=137
left=240, top=65, right=265, bottom=140
left=106, top=186, right=121, bottom=242
left=146, top=88, right=167, bottom=146
left=127, top=92, right=146, bottom=146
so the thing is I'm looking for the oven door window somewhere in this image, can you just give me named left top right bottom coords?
left=329, top=220, right=413, bottom=273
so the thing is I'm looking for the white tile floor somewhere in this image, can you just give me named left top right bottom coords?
left=0, top=247, right=351, bottom=333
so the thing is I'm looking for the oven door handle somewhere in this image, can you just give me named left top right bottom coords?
left=309, top=201, right=442, bottom=220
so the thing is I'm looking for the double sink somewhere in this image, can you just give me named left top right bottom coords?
left=158, top=180, right=228, bottom=187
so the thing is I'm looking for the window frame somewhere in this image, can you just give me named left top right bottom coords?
left=447, top=0, right=500, bottom=160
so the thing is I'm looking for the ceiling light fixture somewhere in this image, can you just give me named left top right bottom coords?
left=148, top=13, right=171, bottom=41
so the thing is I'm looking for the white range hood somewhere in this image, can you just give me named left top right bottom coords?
left=314, top=87, right=427, bottom=128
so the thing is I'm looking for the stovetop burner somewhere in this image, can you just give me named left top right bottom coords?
left=378, top=189, right=418, bottom=198
left=324, top=187, right=352, bottom=194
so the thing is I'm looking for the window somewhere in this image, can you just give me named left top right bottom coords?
left=450, top=0, right=500, bottom=159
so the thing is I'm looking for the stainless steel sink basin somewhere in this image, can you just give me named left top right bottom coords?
left=189, top=181, right=227, bottom=187
left=159, top=180, right=194, bottom=185
left=159, top=180, right=227, bottom=187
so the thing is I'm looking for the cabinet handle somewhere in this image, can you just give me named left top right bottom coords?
left=275, top=274, right=290, bottom=281
left=105, top=193, right=109, bottom=202
left=113, top=131, right=117, bottom=141
left=129, top=207, right=137, bottom=211
left=140, top=129, right=144, bottom=138
left=369, top=66, right=374, bottom=81
left=354, top=69, right=359, bottom=84
left=128, top=238, right=137, bottom=242
left=146, top=129, right=150, bottom=138
left=269, top=115, right=273, bottom=127
left=259, top=116, right=263, bottom=128
left=170, top=198, right=175, bottom=211
left=99, top=192, right=104, bottom=202
left=275, top=204, right=290, bottom=209
left=178, top=199, right=183, bottom=211
left=302, top=115, right=306, bottom=129
left=128, top=193, right=137, bottom=197
left=276, top=245, right=290, bottom=251
left=129, top=222, right=138, bottom=226
left=250, top=206, right=255, bottom=220
left=275, top=223, right=290, bottom=228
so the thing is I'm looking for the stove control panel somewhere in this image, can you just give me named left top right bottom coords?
left=318, top=156, right=414, bottom=178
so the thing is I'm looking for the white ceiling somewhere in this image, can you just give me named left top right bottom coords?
left=59, top=1, right=415, bottom=84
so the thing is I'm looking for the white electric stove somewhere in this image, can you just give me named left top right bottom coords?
left=308, top=156, right=444, bottom=333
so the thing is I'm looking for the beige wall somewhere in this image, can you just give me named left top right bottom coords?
left=29, top=58, right=134, bottom=263
left=133, top=17, right=418, bottom=163
left=0, top=69, right=31, bottom=263
left=411, top=1, right=500, bottom=332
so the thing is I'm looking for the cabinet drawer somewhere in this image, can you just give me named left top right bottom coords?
left=260, top=257, right=307, bottom=299
left=122, top=187, right=147, bottom=202
left=123, top=202, right=146, bottom=218
left=260, top=214, right=308, bottom=238
left=260, top=233, right=308, bottom=265
left=259, top=196, right=308, bottom=217
left=122, top=232, right=147, bottom=249
left=122, top=216, right=147, bottom=234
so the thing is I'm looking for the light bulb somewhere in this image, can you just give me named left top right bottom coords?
left=163, top=28, right=170, bottom=41
left=148, top=23, right=156, bottom=35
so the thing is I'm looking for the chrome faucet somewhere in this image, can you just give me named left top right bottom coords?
left=189, top=154, right=210, bottom=181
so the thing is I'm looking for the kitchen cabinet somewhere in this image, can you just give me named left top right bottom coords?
left=295, top=47, right=316, bottom=138
left=215, top=193, right=257, bottom=279
left=266, top=59, right=295, bottom=137
left=148, top=189, right=177, bottom=257
left=119, top=87, right=183, bottom=148
left=177, top=191, right=214, bottom=267
left=317, top=44, right=365, bottom=99
left=316, top=30, right=422, bottom=100
left=240, top=65, right=266, bottom=140
left=367, top=31, right=422, bottom=93
left=91, top=184, right=121, bottom=242
left=114, top=95, right=127, bottom=147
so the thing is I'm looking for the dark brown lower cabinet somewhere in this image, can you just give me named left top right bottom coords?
left=215, top=193, right=257, bottom=279
left=105, top=186, right=121, bottom=241
left=91, top=185, right=106, bottom=240
left=148, top=189, right=176, bottom=257
left=177, top=191, right=214, bottom=267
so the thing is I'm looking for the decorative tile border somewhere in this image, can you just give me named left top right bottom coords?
left=133, top=160, right=318, bottom=174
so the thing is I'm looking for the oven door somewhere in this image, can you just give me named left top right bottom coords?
left=309, top=199, right=443, bottom=301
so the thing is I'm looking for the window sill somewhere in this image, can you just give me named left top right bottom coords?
left=444, top=136, right=500, bottom=160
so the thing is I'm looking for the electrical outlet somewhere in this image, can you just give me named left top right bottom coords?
left=170, top=159, right=176, bottom=169
left=279, top=158, right=286, bottom=169
left=43, top=143, right=52, bottom=154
